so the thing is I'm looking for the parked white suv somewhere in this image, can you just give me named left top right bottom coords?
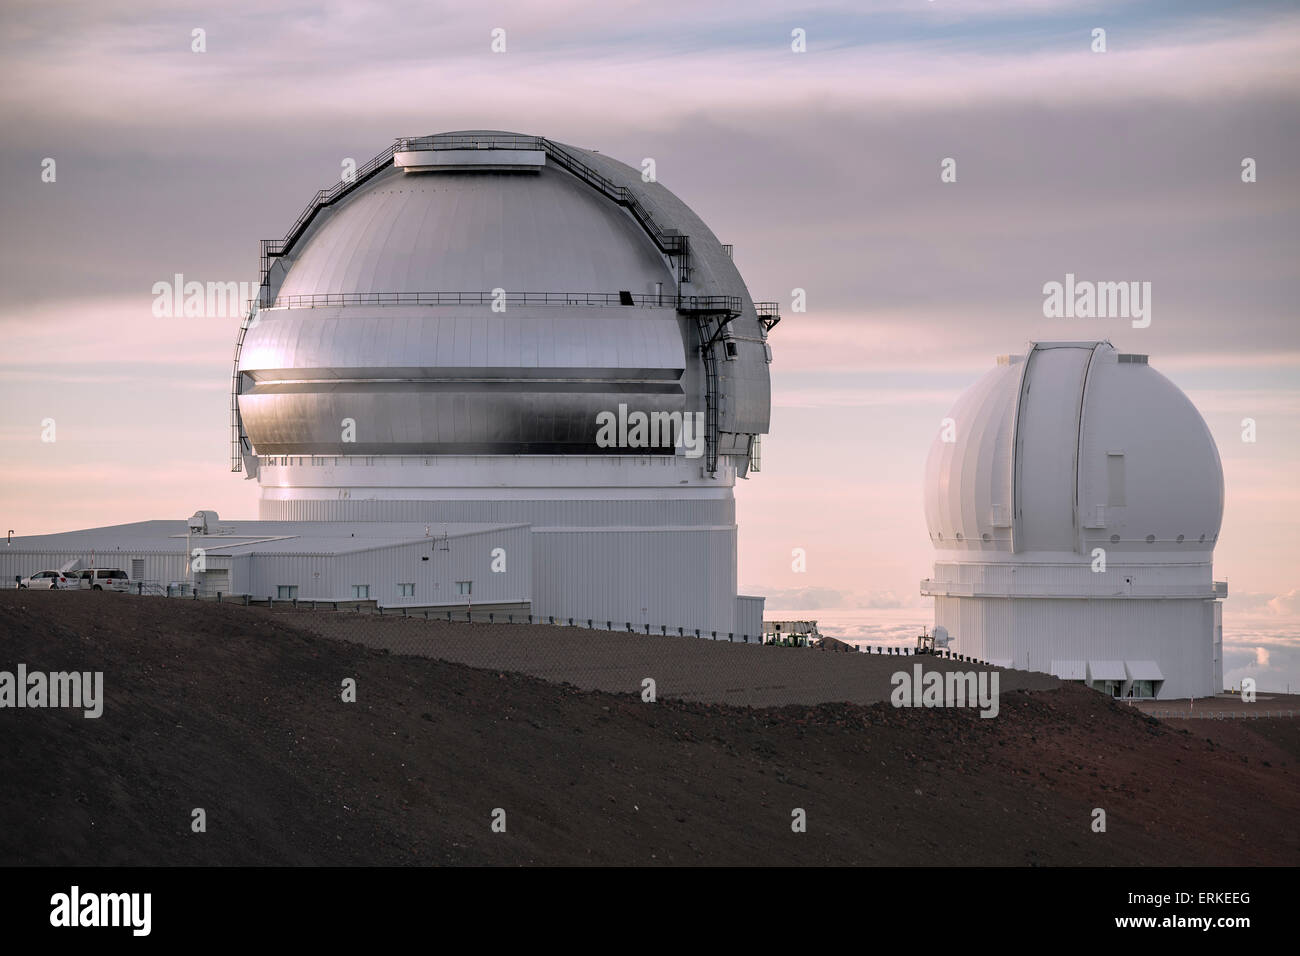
left=78, top=568, right=132, bottom=592
left=18, top=570, right=76, bottom=589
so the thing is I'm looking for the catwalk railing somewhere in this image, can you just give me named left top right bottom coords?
left=264, top=291, right=741, bottom=311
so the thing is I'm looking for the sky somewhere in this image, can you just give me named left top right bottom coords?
left=0, top=0, right=1297, bottom=691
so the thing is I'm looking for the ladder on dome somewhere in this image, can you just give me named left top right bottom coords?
left=229, top=304, right=256, bottom=472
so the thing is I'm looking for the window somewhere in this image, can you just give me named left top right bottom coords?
left=398, top=583, right=415, bottom=597
left=456, top=581, right=472, bottom=596
left=724, top=340, right=738, bottom=359
left=277, top=585, right=298, bottom=600
left=1106, top=453, right=1126, bottom=507
left=352, top=585, right=370, bottom=600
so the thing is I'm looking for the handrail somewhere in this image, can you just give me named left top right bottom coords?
left=265, top=291, right=741, bottom=311
left=754, top=301, right=781, bottom=333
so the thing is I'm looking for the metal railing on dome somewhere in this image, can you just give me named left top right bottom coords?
left=754, top=302, right=781, bottom=333
left=266, top=291, right=744, bottom=311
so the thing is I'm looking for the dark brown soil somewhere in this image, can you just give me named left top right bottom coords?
left=1, top=591, right=1296, bottom=866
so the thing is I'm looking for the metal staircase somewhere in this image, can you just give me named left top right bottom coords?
left=229, top=306, right=256, bottom=472
left=679, top=297, right=743, bottom=476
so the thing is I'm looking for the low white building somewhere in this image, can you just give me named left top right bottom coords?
left=920, top=341, right=1227, bottom=699
left=2, top=516, right=530, bottom=614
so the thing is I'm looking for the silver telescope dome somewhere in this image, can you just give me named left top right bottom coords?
left=233, top=131, right=774, bottom=462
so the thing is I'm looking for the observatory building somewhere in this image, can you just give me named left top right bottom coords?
left=3, top=132, right=777, bottom=641
left=920, top=341, right=1227, bottom=699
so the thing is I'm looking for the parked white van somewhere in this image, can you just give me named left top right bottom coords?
left=78, top=568, right=132, bottom=592
left=18, top=569, right=76, bottom=589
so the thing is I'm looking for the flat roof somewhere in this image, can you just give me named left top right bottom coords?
left=6, top=519, right=528, bottom=557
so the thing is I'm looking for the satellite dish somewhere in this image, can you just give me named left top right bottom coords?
left=933, top=625, right=952, bottom=648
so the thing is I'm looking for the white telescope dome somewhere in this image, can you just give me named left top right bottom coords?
left=924, top=341, right=1224, bottom=557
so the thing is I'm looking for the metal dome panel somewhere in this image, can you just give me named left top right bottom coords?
left=276, top=167, right=674, bottom=299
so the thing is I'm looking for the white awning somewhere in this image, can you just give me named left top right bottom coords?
left=1088, top=660, right=1127, bottom=681
left=1051, top=660, right=1086, bottom=680
left=1125, top=660, right=1164, bottom=681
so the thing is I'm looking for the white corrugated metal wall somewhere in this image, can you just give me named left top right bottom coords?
left=934, top=594, right=1219, bottom=698
left=735, top=595, right=764, bottom=643
left=0, top=550, right=187, bottom=588
left=240, top=525, right=531, bottom=607
left=531, top=527, right=736, bottom=636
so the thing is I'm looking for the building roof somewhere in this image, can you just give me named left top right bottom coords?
left=1087, top=660, right=1128, bottom=681
left=7, top=519, right=525, bottom=557
left=1125, top=660, right=1165, bottom=681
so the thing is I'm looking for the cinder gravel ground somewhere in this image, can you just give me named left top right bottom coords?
left=1, top=591, right=1296, bottom=866
left=262, top=605, right=1061, bottom=707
